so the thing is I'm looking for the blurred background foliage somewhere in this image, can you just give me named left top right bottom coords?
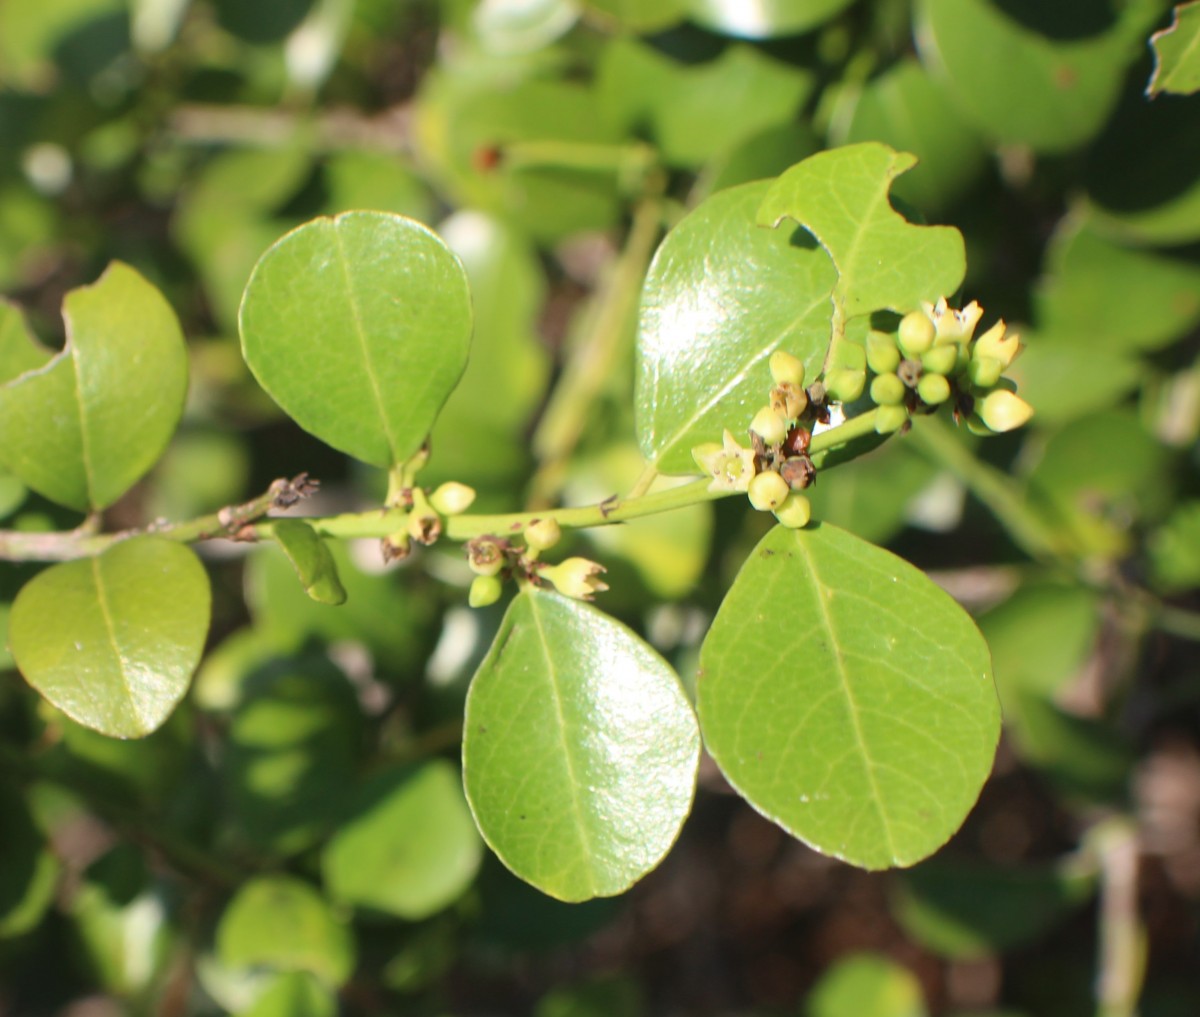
left=1, top=0, right=1199, bottom=1014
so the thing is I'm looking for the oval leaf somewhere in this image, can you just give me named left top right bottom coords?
left=757, top=142, right=966, bottom=319
left=321, top=762, right=483, bottom=920
left=636, top=179, right=837, bottom=474
left=1149, top=2, right=1200, bottom=97
left=271, top=519, right=347, bottom=605
left=0, top=263, right=188, bottom=512
left=697, top=523, right=999, bottom=869
left=10, top=537, right=211, bottom=738
left=239, top=211, right=473, bottom=469
left=463, top=589, right=700, bottom=901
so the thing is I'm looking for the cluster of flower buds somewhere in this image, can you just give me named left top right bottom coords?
left=382, top=481, right=478, bottom=562
left=465, top=516, right=608, bottom=607
left=865, top=298, right=1033, bottom=435
left=692, top=350, right=818, bottom=529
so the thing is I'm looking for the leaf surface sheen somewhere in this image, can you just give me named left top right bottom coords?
left=698, top=523, right=999, bottom=869
left=239, top=211, right=472, bottom=469
left=10, top=537, right=211, bottom=738
left=463, top=589, right=700, bottom=901
left=757, top=142, right=966, bottom=319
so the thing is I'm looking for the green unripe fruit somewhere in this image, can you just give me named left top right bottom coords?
left=875, top=404, right=909, bottom=434
left=898, top=311, right=936, bottom=356
left=773, top=492, right=812, bottom=529
left=825, top=367, right=866, bottom=403
left=869, top=372, right=906, bottom=406
left=917, top=373, right=951, bottom=405
left=769, top=350, right=806, bottom=388
left=469, top=574, right=503, bottom=608
left=866, top=331, right=901, bottom=374
left=920, top=344, right=958, bottom=376
left=748, top=470, right=790, bottom=512
left=831, top=340, right=867, bottom=371
left=750, top=405, right=788, bottom=445
left=967, top=355, right=1004, bottom=389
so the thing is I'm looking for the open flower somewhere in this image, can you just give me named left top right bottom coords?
left=541, top=557, right=609, bottom=601
left=971, top=319, right=1023, bottom=368
left=922, top=297, right=984, bottom=345
left=692, top=429, right=756, bottom=492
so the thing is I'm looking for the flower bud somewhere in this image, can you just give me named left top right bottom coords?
left=898, top=311, right=936, bottom=357
left=429, top=481, right=476, bottom=516
left=748, top=470, right=790, bottom=512
left=773, top=492, right=812, bottom=529
left=541, top=557, right=608, bottom=601
left=978, top=390, right=1034, bottom=433
left=750, top=405, right=788, bottom=446
left=769, top=350, right=806, bottom=388
left=467, top=536, right=507, bottom=576
left=524, top=517, right=562, bottom=552
left=920, top=344, right=958, bottom=377
left=469, top=574, right=503, bottom=608
left=770, top=382, right=808, bottom=421
left=967, top=355, right=1004, bottom=389
left=972, top=319, right=1022, bottom=367
left=875, top=404, right=909, bottom=434
left=825, top=368, right=866, bottom=403
left=869, top=372, right=906, bottom=406
left=867, top=331, right=901, bottom=375
left=917, top=373, right=951, bottom=406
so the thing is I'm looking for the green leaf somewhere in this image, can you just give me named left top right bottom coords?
left=915, top=0, right=1142, bottom=152
left=239, top=972, right=336, bottom=1017
left=0, top=263, right=189, bottom=512
left=271, top=520, right=347, bottom=605
left=10, top=537, right=211, bottom=738
left=471, top=0, right=578, bottom=53
left=0, top=300, right=51, bottom=383
left=757, top=142, right=966, bottom=320
left=596, top=39, right=813, bottom=168
left=322, top=762, right=483, bottom=920
left=463, top=589, right=700, bottom=901
left=1149, top=501, right=1200, bottom=593
left=1034, top=219, right=1200, bottom=353
left=0, top=783, right=60, bottom=938
left=581, top=0, right=685, bottom=33
left=239, top=211, right=473, bottom=469
left=216, top=875, right=356, bottom=988
left=1149, top=3, right=1200, bottom=96
left=698, top=523, right=1000, bottom=870
left=834, top=58, right=989, bottom=214
left=893, top=857, right=1095, bottom=960
left=687, top=0, right=855, bottom=38
left=806, top=953, right=927, bottom=1017
left=636, top=179, right=837, bottom=474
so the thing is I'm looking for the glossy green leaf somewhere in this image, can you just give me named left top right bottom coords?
left=806, top=953, right=927, bottom=1017
left=758, top=143, right=966, bottom=319
left=322, top=762, right=483, bottom=919
left=216, top=876, right=355, bottom=987
left=1149, top=3, right=1200, bottom=96
left=688, top=0, right=855, bottom=38
left=834, top=58, right=988, bottom=213
left=463, top=589, right=700, bottom=901
left=915, top=0, right=1142, bottom=152
left=698, top=523, right=1000, bottom=870
left=596, top=39, right=813, bottom=168
left=10, top=537, right=211, bottom=738
left=0, top=263, right=189, bottom=512
left=893, top=858, right=1095, bottom=960
left=636, top=180, right=837, bottom=474
left=271, top=519, right=347, bottom=605
left=239, top=211, right=473, bottom=469
left=1034, top=219, right=1200, bottom=352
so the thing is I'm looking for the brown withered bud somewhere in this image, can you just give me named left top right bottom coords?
left=897, top=358, right=922, bottom=388
left=770, top=382, right=808, bottom=421
left=780, top=456, right=816, bottom=490
left=783, top=425, right=811, bottom=457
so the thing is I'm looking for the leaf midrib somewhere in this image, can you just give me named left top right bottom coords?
left=90, top=554, right=140, bottom=731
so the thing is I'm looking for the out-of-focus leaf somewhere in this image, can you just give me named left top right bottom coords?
left=471, top=0, right=578, bottom=54
left=0, top=0, right=127, bottom=89
left=240, top=212, right=472, bottom=469
left=806, top=952, right=927, bottom=1017
left=216, top=876, right=355, bottom=987
left=597, top=39, right=813, bottom=168
left=535, top=977, right=644, bottom=1017
left=239, top=972, right=336, bottom=1017
left=0, top=264, right=189, bottom=512
left=699, top=523, right=999, bottom=869
left=834, top=58, right=989, bottom=213
left=1149, top=501, right=1200, bottom=593
left=10, top=538, right=210, bottom=738
left=463, top=590, right=700, bottom=901
left=0, top=783, right=59, bottom=938
left=320, top=150, right=434, bottom=222
left=582, top=0, right=684, bottom=32
left=322, top=762, right=482, bottom=919
left=1148, top=2, right=1200, bottom=96
left=688, top=0, right=856, bottom=39
left=636, top=179, right=837, bottom=473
